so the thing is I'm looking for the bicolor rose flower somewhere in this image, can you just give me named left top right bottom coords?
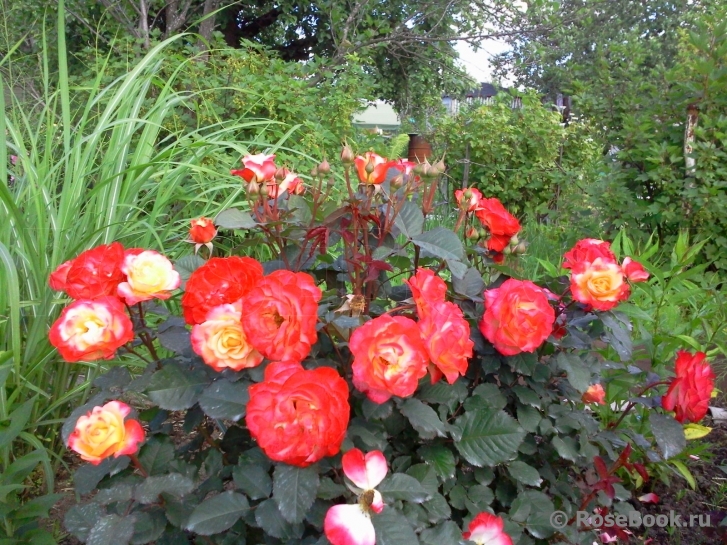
left=419, top=300, right=473, bottom=384
left=324, top=449, right=388, bottom=545
left=276, top=170, right=305, bottom=197
left=638, top=493, right=660, bottom=504
left=582, top=384, right=606, bottom=405
left=621, top=257, right=649, bottom=283
left=190, top=300, right=263, bottom=372
left=463, top=512, right=514, bottom=545
left=562, top=238, right=617, bottom=269
left=454, top=188, right=483, bottom=212
left=392, top=158, right=417, bottom=176
left=49, top=297, right=134, bottom=361
left=189, top=217, right=217, bottom=244
left=230, top=153, right=277, bottom=183
left=479, top=279, right=555, bottom=356
left=245, top=361, right=349, bottom=466
left=181, top=256, right=264, bottom=325
left=405, top=268, right=447, bottom=318
left=117, top=250, right=180, bottom=305
left=241, top=270, right=321, bottom=362
left=350, top=315, right=429, bottom=403
left=354, top=152, right=392, bottom=185
left=50, top=242, right=126, bottom=300
left=67, top=401, right=145, bottom=465
left=662, top=350, right=715, bottom=423
left=474, top=198, right=521, bottom=253
left=570, top=257, right=629, bottom=311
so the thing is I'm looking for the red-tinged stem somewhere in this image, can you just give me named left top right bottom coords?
left=452, top=208, right=468, bottom=234
left=608, top=380, right=671, bottom=429
left=129, top=453, right=148, bottom=478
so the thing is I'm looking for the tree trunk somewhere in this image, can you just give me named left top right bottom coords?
left=197, top=0, right=220, bottom=56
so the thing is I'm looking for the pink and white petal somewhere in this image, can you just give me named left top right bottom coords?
left=103, top=400, right=132, bottom=419
left=342, top=449, right=369, bottom=489
left=324, top=504, right=375, bottom=545
left=637, top=493, right=660, bottom=504
left=363, top=451, right=388, bottom=489
left=464, top=512, right=513, bottom=545
left=370, top=490, right=384, bottom=514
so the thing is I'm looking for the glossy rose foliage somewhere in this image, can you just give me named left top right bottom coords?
left=241, top=270, right=322, bottom=362
left=662, top=350, right=715, bottom=423
left=480, top=279, right=555, bottom=356
left=190, top=300, right=263, bottom=372
left=49, top=242, right=126, bottom=300
left=350, top=315, right=429, bottom=403
left=49, top=297, right=134, bottom=362
left=181, top=256, right=264, bottom=325
left=67, top=401, right=145, bottom=465
left=245, top=361, right=350, bottom=467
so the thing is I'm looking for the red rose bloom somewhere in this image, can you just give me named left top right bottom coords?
left=49, top=297, right=134, bottom=361
left=181, top=257, right=264, bottom=325
left=474, top=198, right=521, bottom=252
left=189, top=217, right=217, bottom=244
left=246, top=361, right=350, bottom=467
left=562, top=238, right=617, bottom=269
left=354, top=152, right=392, bottom=185
left=582, top=384, right=606, bottom=405
left=405, top=268, right=447, bottom=318
left=350, top=315, right=429, bottom=403
left=419, top=301, right=473, bottom=384
left=662, top=350, right=715, bottom=423
left=51, top=242, right=126, bottom=300
left=241, top=270, right=322, bottom=362
left=479, top=278, right=555, bottom=356
left=621, top=257, right=649, bottom=283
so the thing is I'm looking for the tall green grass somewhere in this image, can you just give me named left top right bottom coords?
left=0, top=3, right=296, bottom=485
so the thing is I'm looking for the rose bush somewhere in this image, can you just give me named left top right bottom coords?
left=56, top=150, right=716, bottom=545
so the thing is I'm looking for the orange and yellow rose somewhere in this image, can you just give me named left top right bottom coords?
left=582, top=384, right=606, bottom=405
left=350, top=315, right=429, bottom=403
left=354, top=152, right=393, bottom=185
left=570, top=257, right=629, bottom=311
left=241, top=270, right=322, bottom=362
left=479, top=278, right=555, bottom=356
left=418, top=301, right=473, bottom=384
left=49, top=297, right=134, bottom=361
left=67, top=401, right=145, bottom=465
left=190, top=300, right=263, bottom=372
left=405, top=268, right=447, bottom=318
left=117, top=250, right=180, bottom=305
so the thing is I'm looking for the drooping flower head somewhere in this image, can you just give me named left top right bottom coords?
left=463, top=512, right=514, bottom=545
left=67, top=401, right=145, bottom=465
left=354, top=152, right=392, bottom=185
left=245, top=361, right=350, bottom=466
left=190, top=300, right=263, bottom=372
left=241, top=270, right=322, bottom=362
left=117, top=250, right=180, bottom=305
left=181, top=256, right=264, bottom=325
left=49, top=297, right=134, bottom=362
left=350, top=315, right=429, bottom=403
left=479, top=279, right=555, bottom=356
left=662, top=350, right=715, bottom=423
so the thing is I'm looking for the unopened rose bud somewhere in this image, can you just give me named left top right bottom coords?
left=502, top=245, right=512, bottom=255
left=466, top=227, right=479, bottom=240
left=432, top=159, right=446, bottom=175
left=514, top=242, right=527, bottom=255
left=509, top=235, right=519, bottom=246
left=365, top=157, right=375, bottom=175
left=274, top=167, right=288, bottom=181
left=259, top=182, right=269, bottom=196
left=318, top=159, right=330, bottom=175
left=310, top=166, right=319, bottom=178
left=478, top=228, right=488, bottom=239
left=341, top=144, right=355, bottom=164
left=390, top=174, right=404, bottom=189
left=247, top=181, right=260, bottom=194
left=464, top=189, right=473, bottom=199
left=412, top=163, right=426, bottom=176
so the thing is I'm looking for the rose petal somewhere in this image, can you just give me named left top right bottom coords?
left=342, top=449, right=388, bottom=490
left=324, top=504, right=375, bottom=545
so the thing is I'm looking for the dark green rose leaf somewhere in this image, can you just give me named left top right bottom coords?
left=400, top=398, right=448, bottom=439
left=378, top=473, right=430, bottom=503
left=64, top=503, right=105, bottom=542
left=185, top=491, right=250, bottom=536
left=419, top=520, right=463, bottom=545
left=453, top=409, right=526, bottom=467
left=130, top=509, right=167, bottom=545
left=255, top=498, right=304, bottom=540
left=555, top=352, right=591, bottom=393
left=146, top=362, right=209, bottom=410
left=87, top=514, right=136, bottom=545
left=174, top=254, right=206, bottom=289
left=138, top=436, right=176, bottom=476
left=74, top=456, right=130, bottom=494
left=199, top=379, right=250, bottom=420
left=273, top=464, right=320, bottom=524
left=453, top=267, right=485, bottom=300
left=507, top=461, right=543, bottom=487
left=233, top=463, right=272, bottom=500
left=412, top=227, right=465, bottom=261
left=418, top=445, right=456, bottom=480
left=215, top=208, right=256, bottom=229
left=392, top=200, right=424, bottom=238
left=134, top=473, right=195, bottom=504
left=651, top=413, right=686, bottom=459
left=372, top=506, right=420, bottom=545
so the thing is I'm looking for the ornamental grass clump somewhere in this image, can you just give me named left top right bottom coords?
left=56, top=147, right=716, bottom=545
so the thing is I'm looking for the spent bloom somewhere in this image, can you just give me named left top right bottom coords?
left=324, top=449, right=388, bottom=545
left=67, top=401, right=144, bottom=465
left=662, top=350, right=715, bottom=423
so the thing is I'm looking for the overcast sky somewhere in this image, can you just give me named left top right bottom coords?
left=454, top=39, right=510, bottom=83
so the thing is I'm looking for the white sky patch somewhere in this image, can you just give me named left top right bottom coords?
left=454, top=38, right=511, bottom=83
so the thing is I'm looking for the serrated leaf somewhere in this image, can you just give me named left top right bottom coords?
left=551, top=436, right=579, bottom=462
left=87, top=514, right=136, bottom=545
left=95, top=484, right=134, bottom=505
left=651, top=413, right=686, bottom=459
left=412, top=227, right=465, bottom=261
left=146, top=363, right=209, bottom=410
left=392, top=200, right=425, bottom=238
left=186, top=491, right=249, bottom=535
left=601, top=312, right=633, bottom=362
left=507, top=461, right=543, bottom=487
left=138, top=436, right=175, bottom=476
left=418, top=445, right=456, bottom=479
left=174, top=254, right=206, bottom=289
left=93, top=367, right=132, bottom=391
left=453, top=409, right=526, bottom=467
left=378, top=473, right=430, bottom=503
left=419, top=520, right=462, bottom=545
left=233, top=463, right=272, bottom=500
left=511, top=386, right=541, bottom=408
left=555, top=352, right=591, bottom=393
left=372, top=507, right=420, bottom=545
left=400, top=398, right=448, bottom=439
left=255, top=498, right=304, bottom=540
left=317, top=477, right=346, bottom=500
left=198, top=379, right=250, bottom=420
left=74, top=456, right=130, bottom=494
left=453, top=267, right=485, bottom=300
left=134, top=473, right=195, bottom=504
left=446, top=259, right=468, bottom=279
left=215, top=208, right=256, bottom=229
left=273, top=464, right=319, bottom=524
left=130, top=509, right=167, bottom=545
left=517, top=405, right=541, bottom=434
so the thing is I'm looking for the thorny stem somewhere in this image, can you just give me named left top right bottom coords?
left=129, top=453, right=148, bottom=478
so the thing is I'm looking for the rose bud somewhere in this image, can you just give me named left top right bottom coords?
left=341, top=144, right=355, bottom=164
left=189, top=217, right=217, bottom=244
left=318, top=159, right=331, bottom=175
